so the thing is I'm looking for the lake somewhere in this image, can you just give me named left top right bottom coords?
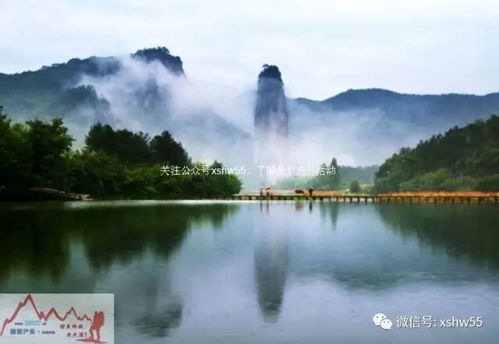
left=0, top=201, right=498, bottom=343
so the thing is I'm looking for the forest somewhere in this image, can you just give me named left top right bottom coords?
left=275, top=159, right=377, bottom=193
left=0, top=106, right=241, bottom=200
left=374, top=115, right=499, bottom=192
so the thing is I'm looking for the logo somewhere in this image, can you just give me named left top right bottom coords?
left=0, top=294, right=114, bottom=343
left=373, top=313, right=393, bottom=330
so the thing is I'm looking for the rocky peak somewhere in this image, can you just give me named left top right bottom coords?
left=132, top=47, right=184, bottom=75
left=258, top=64, right=283, bottom=83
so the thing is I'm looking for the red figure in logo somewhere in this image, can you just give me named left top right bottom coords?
left=88, top=311, right=105, bottom=343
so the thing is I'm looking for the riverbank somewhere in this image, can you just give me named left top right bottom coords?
left=0, top=187, right=91, bottom=202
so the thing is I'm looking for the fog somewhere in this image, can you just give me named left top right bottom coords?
left=63, top=55, right=441, bottom=185
left=287, top=102, right=432, bottom=166
left=71, top=56, right=253, bottom=165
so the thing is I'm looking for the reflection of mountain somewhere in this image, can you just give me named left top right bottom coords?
left=254, top=206, right=289, bottom=322
left=254, top=238, right=288, bottom=322
left=375, top=204, right=499, bottom=270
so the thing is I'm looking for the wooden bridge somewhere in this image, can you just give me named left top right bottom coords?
left=225, top=194, right=499, bottom=204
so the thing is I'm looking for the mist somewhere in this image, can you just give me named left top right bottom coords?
left=60, top=55, right=453, bottom=187
left=287, top=101, right=433, bottom=167
left=68, top=55, right=253, bottom=166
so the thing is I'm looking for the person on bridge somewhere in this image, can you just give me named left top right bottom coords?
left=308, top=187, right=314, bottom=197
left=265, top=187, right=272, bottom=197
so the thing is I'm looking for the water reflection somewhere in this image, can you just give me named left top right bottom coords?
left=254, top=203, right=289, bottom=322
left=0, top=202, right=238, bottom=341
left=318, top=201, right=339, bottom=228
left=0, top=201, right=498, bottom=343
left=134, top=303, right=182, bottom=338
left=376, top=204, right=499, bottom=270
left=0, top=203, right=237, bottom=280
left=125, top=263, right=182, bottom=338
left=290, top=203, right=499, bottom=291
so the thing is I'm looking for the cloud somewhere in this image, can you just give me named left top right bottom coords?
left=1, top=0, right=499, bottom=100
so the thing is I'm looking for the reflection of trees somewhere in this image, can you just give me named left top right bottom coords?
left=288, top=203, right=498, bottom=291
left=0, top=205, right=70, bottom=283
left=1, top=203, right=238, bottom=340
left=0, top=203, right=237, bottom=280
left=80, top=205, right=190, bottom=269
left=376, top=204, right=499, bottom=270
left=318, top=202, right=339, bottom=228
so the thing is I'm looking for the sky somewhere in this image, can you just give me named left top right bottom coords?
left=1, top=0, right=499, bottom=99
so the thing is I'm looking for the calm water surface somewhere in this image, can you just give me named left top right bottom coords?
left=0, top=201, right=498, bottom=343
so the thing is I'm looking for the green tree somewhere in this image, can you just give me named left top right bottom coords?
left=85, top=123, right=150, bottom=163
left=0, top=107, right=31, bottom=187
left=149, top=131, right=189, bottom=165
left=349, top=180, right=361, bottom=193
left=1, top=111, right=242, bottom=200
left=329, top=158, right=340, bottom=189
left=374, top=115, right=499, bottom=192
left=26, top=118, right=73, bottom=187
left=476, top=175, right=499, bottom=191
left=67, top=150, right=126, bottom=197
left=309, top=158, right=341, bottom=189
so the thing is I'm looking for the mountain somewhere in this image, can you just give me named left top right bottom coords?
left=254, top=65, right=289, bottom=165
left=288, top=89, right=499, bottom=165
left=374, top=115, right=499, bottom=192
left=293, top=88, right=499, bottom=128
left=3, top=50, right=499, bottom=168
left=0, top=47, right=183, bottom=118
left=0, top=47, right=252, bottom=165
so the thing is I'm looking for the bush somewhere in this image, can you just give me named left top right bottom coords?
left=476, top=175, right=499, bottom=191
left=349, top=180, right=361, bottom=193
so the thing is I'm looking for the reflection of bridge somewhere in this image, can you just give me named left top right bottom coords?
left=225, top=192, right=499, bottom=204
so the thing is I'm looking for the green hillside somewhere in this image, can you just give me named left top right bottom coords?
left=0, top=47, right=183, bottom=119
left=374, top=115, right=499, bottom=192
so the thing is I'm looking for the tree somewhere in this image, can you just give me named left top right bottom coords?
left=1, top=111, right=242, bottom=199
left=0, top=107, right=31, bottom=187
left=85, top=123, right=150, bottom=163
left=149, top=131, right=189, bottom=165
left=374, top=115, right=499, bottom=192
left=476, top=175, right=499, bottom=191
left=26, top=118, right=73, bottom=187
left=329, top=158, right=340, bottom=189
left=349, top=180, right=361, bottom=193
left=67, top=150, right=126, bottom=197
